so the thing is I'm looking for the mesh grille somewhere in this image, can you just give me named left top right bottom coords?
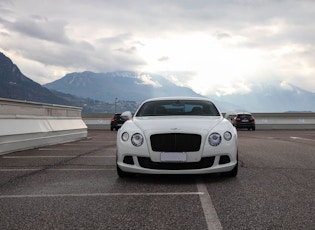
left=150, top=133, right=201, bottom=152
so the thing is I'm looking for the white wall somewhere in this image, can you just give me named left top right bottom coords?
left=0, top=98, right=87, bottom=155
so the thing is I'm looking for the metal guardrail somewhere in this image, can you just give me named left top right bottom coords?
left=82, top=113, right=315, bottom=130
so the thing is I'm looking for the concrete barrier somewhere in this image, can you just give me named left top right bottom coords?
left=82, top=114, right=112, bottom=130
left=253, top=113, right=315, bottom=130
left=0, top=98, right=87, bottom=155
left=82, top=113, right=315, bottom=130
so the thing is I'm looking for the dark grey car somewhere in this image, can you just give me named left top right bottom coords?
left=233, top=113, right=256, bottom=131
left=110, top=113, right=126, bottom=131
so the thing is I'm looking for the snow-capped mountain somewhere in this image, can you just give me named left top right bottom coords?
left=44, top=71, right=203, bottom=102
left=208, top=82, right=315, bottom=112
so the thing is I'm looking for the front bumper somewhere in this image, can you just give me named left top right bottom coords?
left=117, top=154, right=237, bottom=175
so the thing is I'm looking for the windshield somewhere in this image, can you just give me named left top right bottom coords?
left=135, top=100, right=220, bottom=117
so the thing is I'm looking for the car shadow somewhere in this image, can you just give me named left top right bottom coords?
left=116, top=173, right=237, bottom=185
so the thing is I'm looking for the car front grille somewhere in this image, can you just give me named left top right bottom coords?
left=150, top=133, right=201, bottom=152
left=138, top=157, right=215, bottom=170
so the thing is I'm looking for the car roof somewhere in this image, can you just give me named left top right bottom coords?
left=236, top=112, right=252, bottom=115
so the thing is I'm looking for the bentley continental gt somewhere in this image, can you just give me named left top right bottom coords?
left=116, top=97, right=238, bottom=177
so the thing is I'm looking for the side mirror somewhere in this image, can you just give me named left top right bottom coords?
left=121, top=111, right=132, bottom=120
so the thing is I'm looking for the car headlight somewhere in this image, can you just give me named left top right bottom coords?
left=131, top=133, right=144, bottom=147
left=208, top=133, right=221, bottom=146
left=121, top=132, right=129, bottom=141
left=223, top=131, right=232, bottom=141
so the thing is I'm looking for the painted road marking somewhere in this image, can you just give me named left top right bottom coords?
left=290, top=136, right=313, bottom=141
left=0, top=168, right=41, bottom=171
left=2, top=156, right=115, bottom=158
left=63, top=141, right=116, bottom=145
left=197, top=181, right=223, bottom=230
left=0, top=192, right=203, bottom=199
left=38, top=148, right=87, bottom=151
left=0, top=168, right=115, bottom=171
left=79, top=141, right=109, bottom=143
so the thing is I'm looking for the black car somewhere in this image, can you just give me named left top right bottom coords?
left=233, top=113, right=255, bottom=131
left=110, top=113, right=126, bottom=131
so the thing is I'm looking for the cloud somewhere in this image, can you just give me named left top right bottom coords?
left=157, top=56, right=169, bottom=62
left=215, top=83, right=253, bottom=97
left=280, top=81, right=293, bottom=91
left=116, top=46, right=137, bottom=54
left=4, top=15, right=70, bottom=44
left=0, top=0, right=314, bottom=93
left=137, top=73, right=161, bottom=87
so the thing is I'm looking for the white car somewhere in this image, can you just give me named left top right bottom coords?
left=116, top=97, right=238, bottom=177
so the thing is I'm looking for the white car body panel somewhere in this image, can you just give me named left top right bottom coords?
left=116, top=97, right=238, bottom=176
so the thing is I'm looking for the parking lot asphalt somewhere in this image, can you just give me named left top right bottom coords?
left=0, top=130, right=314, bottom=230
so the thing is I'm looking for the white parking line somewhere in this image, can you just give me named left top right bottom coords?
left=47, top=168, right=116, bottom=171
left=87, top=155, right=114, bottom=157
left=79, top=141, right=107, bottom=143
left=38, top=148, right=85, bottom=151
left=2, top=156, right=73, bottom=158
left=2, top=156, right=115, bottom=158
left=290, top=136, right=313, bottom=141
left=196, top=181, right=223, bottom=230
left=38, top=148, right=115, bottom=151
left=0, top=192, right=203, bottom=199
left=63, top=141, right=116, bottom=145
left=0, top=168, right=42, bottom=171
left=0, top=168, right=115, bottom=171
left=62, top=144, right=85, bottom=146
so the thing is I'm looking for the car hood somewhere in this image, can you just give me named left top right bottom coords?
left=133, top=116, right=223, bottom=133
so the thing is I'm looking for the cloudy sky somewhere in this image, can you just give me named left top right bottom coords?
left=1, top=0, right=315, bottom=96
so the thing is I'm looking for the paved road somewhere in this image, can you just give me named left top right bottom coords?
left=0, top=130, right=314, bottom=229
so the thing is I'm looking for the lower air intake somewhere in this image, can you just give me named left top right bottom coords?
left=138, top=157, right=215, bottom=170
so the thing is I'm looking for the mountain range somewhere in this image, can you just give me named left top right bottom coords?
left=44, top=71, right=315, bottom=112
left=44, top=71, right=201, bottom=102
left=0, top=52, right=69, bottom=105
left=208, top=83, right=315, bottom=112
left=1, top=52, right=314, bottom=113
left=0, top=52, right=135, bottom=113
